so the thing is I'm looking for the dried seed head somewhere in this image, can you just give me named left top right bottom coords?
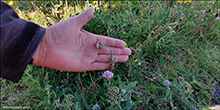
left=106, top=87, right=122, bottom=105
left=96, top=41, right=103, bottom=49
left=82, top=87, right=87, bottom=95
left=92, top=82, right=98, bottom=93
left=53, top=99, right=60, bottom=108
left=64, top=94, right=74, bottom=101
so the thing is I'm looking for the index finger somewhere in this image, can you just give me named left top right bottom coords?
left=96, top=35, right=126, bottom=48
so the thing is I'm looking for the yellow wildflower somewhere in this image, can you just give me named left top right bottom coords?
left=8, top=1, right=14, bottom=6
left=180, top=16, right=184, bottom=20
left=177, top=0, right=182, bottom=2
left=180, top=16, right=184, bottom=22
left=92, top=1, right=96, bottom=5
left=189, top=90, right=194, bottom=94
left=186, top=0, right=192, bottom=3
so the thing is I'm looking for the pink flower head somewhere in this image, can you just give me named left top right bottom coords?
left=102, top=70, right=114, bottom=79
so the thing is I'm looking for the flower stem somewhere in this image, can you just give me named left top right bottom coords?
left=89, top=72, right=93, bottom=83
left=78, top=73, right=83, bottom=87
left=117, top=102, right=122, bottom=110
left=97, top=41, right=116, bottom=71
left=102, top=45, right=115, bottom=71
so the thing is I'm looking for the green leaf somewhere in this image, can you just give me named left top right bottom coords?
left=20, top=76, right=29, bottom=86
left=37, top=98, right=47, bottom=107
left=125, top=81, right=138, bottom=90
left=81, top=94, right=90, bottom=109
left=45, top=15, right=59, bottom=21
left=75, top=102, right=81, bottom=110
left=117, top=75, right=123, bottom=89
left=100, top=96, right=107, bottom=106
left=40, top=8, right=51, bottom=15
left=186, top=21, right=196, bottom=30
left=134, top=100, right=142, bottom=105
left=124, top=100, right=135, bottom=109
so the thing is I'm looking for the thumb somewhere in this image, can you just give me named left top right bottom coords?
left=74, top=7, right=93, bottom=28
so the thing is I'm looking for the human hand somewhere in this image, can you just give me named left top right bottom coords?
left=32, top=7, right=131, bottom=72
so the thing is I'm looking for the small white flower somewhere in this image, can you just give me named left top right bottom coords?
left=181, top=13, right=185, bottom=16
left=93, top=104, right=101, bottom=110
left=45, top=85, right=52, bottom=90
left=138, top=62, right=141, bottom=65
left=178, top=77, right=185, bottom=82
left=209, top=1, right=212, bottom=4
left=123, top=31, right=125, bottom=34
left=121, top=89, right=126, bottom=94
left=195, top=15, right=197, bottom=17
left=168, top=26, right=172, bottom=29
left=213, top=13, right=216, bottom=16
left=180, top=1, right=183, bottom=4
left=216, top=17, right=220, bottom=21
left=201, top=19, right=204, bottom=21
left=212, top=1, right=215, bottom=4
left=134, top=59, right=138, bottom=62
left=200, top=10, right=205, bottom=13
left=164, top=80, right=170, bottom=86
left=206, top=17, right=208, bottom=20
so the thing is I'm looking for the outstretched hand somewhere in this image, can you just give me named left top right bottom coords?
left=32, top=7, right=131, bottom=72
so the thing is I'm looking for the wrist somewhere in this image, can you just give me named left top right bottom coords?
left=32, top=28, right=49, bottom=66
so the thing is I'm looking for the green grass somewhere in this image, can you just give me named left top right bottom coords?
left=1, top=1, right=220, bottom=109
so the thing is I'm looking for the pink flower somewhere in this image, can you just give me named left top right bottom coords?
left=102, top=70, right=114, bottom=79
left=137, top=92, right=142, bottom=97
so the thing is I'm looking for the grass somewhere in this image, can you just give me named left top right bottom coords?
left=1, top=0, right=220, bottom=109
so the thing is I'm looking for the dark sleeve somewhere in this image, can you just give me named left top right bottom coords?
left=0, top=1, right=45, bottom=83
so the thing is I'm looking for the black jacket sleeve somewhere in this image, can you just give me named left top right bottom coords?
left=1, top=1, right=45, bottom=82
